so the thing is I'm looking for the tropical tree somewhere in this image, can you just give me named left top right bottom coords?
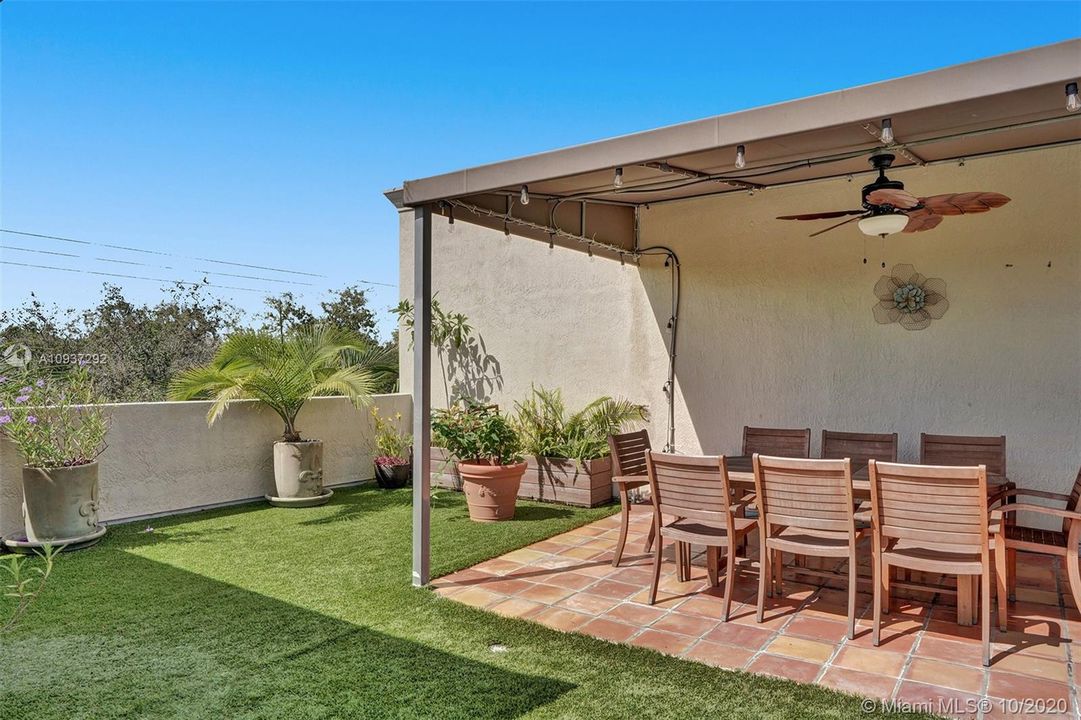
left=168, top=324, right=393, bottom=441
left=513, top=386, right=648, bottom=462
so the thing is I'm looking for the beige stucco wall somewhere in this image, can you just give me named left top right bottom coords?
left=398, top=144, right=1080, bottom=526
left=0, top=394, right=411, bottom=536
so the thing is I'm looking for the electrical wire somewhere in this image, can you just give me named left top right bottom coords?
left=0, top=244, right=315, bottom=286
left=634, top=245, right=681, bottom=453
left=0, top=259, right=270, bottom=294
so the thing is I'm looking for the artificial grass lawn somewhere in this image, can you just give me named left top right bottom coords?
left=0, top=486, right=936, bottom=719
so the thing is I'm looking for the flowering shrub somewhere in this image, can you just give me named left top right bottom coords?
left=370, top=407, right=411, bottom=466
left=0, top=364, right=109, bottom=468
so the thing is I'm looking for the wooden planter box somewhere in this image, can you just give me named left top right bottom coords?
left=429, top=448, right=615, bottom=507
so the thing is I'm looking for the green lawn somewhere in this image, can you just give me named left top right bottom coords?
left=0, top=486, right=933, bottom=719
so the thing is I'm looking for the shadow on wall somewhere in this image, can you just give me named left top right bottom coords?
left=445, top=332, right=503, bottom=405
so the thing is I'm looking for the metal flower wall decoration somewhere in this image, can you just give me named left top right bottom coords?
left=873, top=264, right=949, bottom=331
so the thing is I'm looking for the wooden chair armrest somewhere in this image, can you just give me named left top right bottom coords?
left=612, top=475, right=647, bottom=486
left=988, top=513, right=1002, bottom=536
left=1000, top=488, right=1072, bottom=503
left=998, top=503, right=1081, bottom=521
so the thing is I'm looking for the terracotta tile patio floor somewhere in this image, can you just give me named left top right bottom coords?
left=433, top=504, right=1081, bottom=719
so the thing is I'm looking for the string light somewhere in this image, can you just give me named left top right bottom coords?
left=613, top=167, right=623, bottom=188
left=880, top=118, right=894, bottom=144
left=735, top=145, right=746, bottom=169
left=520, top=185, right=530, bottom=205
left=1067, top=83, right=1080, bottom=113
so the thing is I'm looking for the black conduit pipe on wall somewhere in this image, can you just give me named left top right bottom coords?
left=635, top=245, right=681, bottom=453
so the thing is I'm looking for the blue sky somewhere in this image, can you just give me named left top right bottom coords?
left=2, top=1, right=1078, bottom=340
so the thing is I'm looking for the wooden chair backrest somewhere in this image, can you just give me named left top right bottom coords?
left=608, top=429, right=651, bottom=477
left=1065, top=466, right=1081, bottom=534
left=645, top=452, right=736, bottom=534
left=821, top=430, right=898, bottom=470
left=869, top=460, right=987, bottom=553
left=920, top=433, right=1006, bottom=477
left=742, top=426, right=811, bottom=458
left=753, top=454, right=855, bottom=537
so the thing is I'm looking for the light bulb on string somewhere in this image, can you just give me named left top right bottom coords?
left=520, top=185, right=530, bottom=205
left=880, top=118, right=894, bottom=144
left=614, top=167, right=624, bottom=188
left=1067, top=83, right=1080, bottom=113
left=735, top=145, right=746, bottom=169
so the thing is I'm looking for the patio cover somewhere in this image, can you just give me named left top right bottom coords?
left=393, top=39, right=1081, bottom=585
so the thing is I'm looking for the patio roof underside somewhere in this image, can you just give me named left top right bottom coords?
left=398, top=40, right=1081, bottom=256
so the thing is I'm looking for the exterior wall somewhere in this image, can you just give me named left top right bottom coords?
left=0, top=394, right=411, bottom=536
left=398, top=145, right=1080, bottom=527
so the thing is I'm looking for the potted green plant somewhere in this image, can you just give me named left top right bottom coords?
left=513, top=386, right=648, bottom=507
left=169, top=325, right=390, bottom=507
left=0, top=363, right=109, bottom=550
left=370, top=406, right=412, bottom=489
left=432, top=403, right=524, bottom=522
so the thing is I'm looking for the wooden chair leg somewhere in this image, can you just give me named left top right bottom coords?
left=676, top=542, right=690, bottom=582
left=981, top=569, right=992, bottom=667
left=1007, top=548, right=1017, bottom=601
left=757, top=542, right=769, bottom=623
left=722, top=543, right=736, bottom=622
left=1066, top=550, right=1081, bottom=617
left=706, top=546, right=719, bottom=587
left=995, top=543, right=1009, bottom=631
left=873, top=556, right=884, bottom=647
left=772, top=549, right=784, bottom=595
left=612, top=486, right=632, bottom=567
left=957, top=574, right=974, bottom=626
left=880, top=555, right=891, bottom=614
left=648, top=536, right=663, bottom=605
left=643, top=514, right=656, bottom=553
left=846, top=550, right=857, bottom=640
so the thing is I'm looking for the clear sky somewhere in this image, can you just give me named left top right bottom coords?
left=2, top=1, right=1078, bottom=340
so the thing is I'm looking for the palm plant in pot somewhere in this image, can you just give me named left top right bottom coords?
left=0, top=363, right=109, bottom=550
left=169, top=324, right=390, bottom=507
left=369, top=406, right=412, bottom=489
left=432, top=403, right=524, bottom=522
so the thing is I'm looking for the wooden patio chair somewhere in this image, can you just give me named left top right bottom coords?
left=920, top=433, right=1013, bottom=505
left=821, top=430, right=898, bottom=469
left=743, top=426, right=811, bottom=458
left=645, top=452, right=756, bottom=621
left=608, top=429, right=653, bottom=567
left=753, top=454, right=866, bottom=639
left=868, top=460, right=994, bottom=666
left=992, top=466, right=1081, bottom=629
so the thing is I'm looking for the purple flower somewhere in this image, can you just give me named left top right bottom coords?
left=0, top=376, right=7, bottom=384
left=14, top=395, right=29, bottom=404
left=0, top=415, right=10, bottom=424
left=26, top=415, right=37, bottom=424
left=19, top=386, right=32, bottom=393
left=34, top=379, right=45, bottom=388
left=78, top=359, right=89, bottom=367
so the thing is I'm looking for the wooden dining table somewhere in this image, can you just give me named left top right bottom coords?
left=719, top=455, right=1011, bottom=626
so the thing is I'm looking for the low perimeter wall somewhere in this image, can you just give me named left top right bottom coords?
left=0, top=394, right=412, bottom=537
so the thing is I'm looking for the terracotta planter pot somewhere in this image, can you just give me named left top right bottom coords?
left=270, top=440, right=330, bottom=506
left=458, top=461, right=526, bottom=522
left=21, top=462, right=103, bottom=543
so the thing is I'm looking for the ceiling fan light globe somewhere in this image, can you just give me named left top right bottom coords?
left=858, top=213, right=909, bottom=238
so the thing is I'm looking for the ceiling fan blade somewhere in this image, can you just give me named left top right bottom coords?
left=808, top=214, right=864, bottom=238
left=776, top=210, right=863, bottom=220
left=866, top=188, right=921, bottom=209
left=920, top=192, right=1011, bottom=216
left=903, top=212, right=943, bottom=233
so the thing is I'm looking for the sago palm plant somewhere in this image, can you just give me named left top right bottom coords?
left=513, top=386, right=648, bottom=462
left=168, top=325, right=393, bottom=441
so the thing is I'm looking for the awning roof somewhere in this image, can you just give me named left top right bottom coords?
left=388, top=40, right=1080, bottom=253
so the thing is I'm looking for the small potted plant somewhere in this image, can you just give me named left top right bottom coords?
left=432, top=403, right=525, bottom=522
left=169, top=325, right=390, bottom=507
left=0, top=363, right=109, bottom=550
left=370, top=406, right=412, bottom=489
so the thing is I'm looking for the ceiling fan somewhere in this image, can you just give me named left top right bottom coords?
left=777, top=152, right=1011, bottom=238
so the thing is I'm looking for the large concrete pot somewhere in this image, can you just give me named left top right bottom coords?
left=458, top=461, right=527, bottom=522
left=267, top=440, right=331, bottom=507
left=21, top=462, right=105, bottom=545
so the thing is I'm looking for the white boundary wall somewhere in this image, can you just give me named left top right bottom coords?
left=0, top=394, right=412, bottom=537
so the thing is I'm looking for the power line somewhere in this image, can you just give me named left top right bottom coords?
left=0, top=244, right=315, bottom=286
left=0, top=227, right=327, bottom=278
left=0, top=227, right=398, bottom=288
left=0, top=259, right=270, bottom=294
